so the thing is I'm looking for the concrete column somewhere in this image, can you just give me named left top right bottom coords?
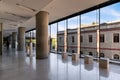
left=12, top=32, right=17, bottom=49
left=0, top=23, right=3, bottom=55
left=18, top=27, right=25, bottom=51
left=64, top=30, right=67, bottom=53
left=97, top=29, right=100, bottom=58
left=36, top=11, right=49, bottom=59
left=77, top=26, right=80, bottom=56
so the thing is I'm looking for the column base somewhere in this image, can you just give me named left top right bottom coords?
left=36, top=54, right=49, bottom=59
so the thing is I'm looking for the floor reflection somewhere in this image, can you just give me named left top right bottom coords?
left=25, top=57, right=36, bottom=70
left=72, top=60, right=79, bottom=66
left=62, top=59, right=68, bottom=63
left=84, top=63, right=94, bottom=71
left=99, top=68, right=109, bottom=77
left=0, top=50, right=120, bottom=80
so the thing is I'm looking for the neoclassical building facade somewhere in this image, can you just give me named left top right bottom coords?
left=57, top=21, right=120, bottom=60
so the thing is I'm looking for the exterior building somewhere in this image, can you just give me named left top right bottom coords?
left=57, top=21, right=120, bottom=60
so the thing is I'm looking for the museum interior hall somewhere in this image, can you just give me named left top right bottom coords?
left=0, top=0, right=120, bottom=80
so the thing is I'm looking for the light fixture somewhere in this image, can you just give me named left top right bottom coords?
left=16, top=3, right=36, bottom=12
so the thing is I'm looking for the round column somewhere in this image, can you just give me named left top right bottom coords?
left=18, top=27, right=25, bottom=51
left=36, top=11, right=49, bottom=59
left=12, top=32, right=17, bottom=49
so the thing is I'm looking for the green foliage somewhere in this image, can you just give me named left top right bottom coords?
left=51, top=38, right=57, bottom=49
left=26, top=39, right=36, bottom=44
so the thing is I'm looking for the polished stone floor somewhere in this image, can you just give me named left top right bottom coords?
left=0, top=49, right=120, bottom=80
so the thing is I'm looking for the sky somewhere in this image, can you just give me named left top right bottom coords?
left=100, top=2, right=120, bottom=23
left=50, top=2, right=120, bottom=37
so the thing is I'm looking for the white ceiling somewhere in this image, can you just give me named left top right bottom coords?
left=0, top=0, right=108, bottom=37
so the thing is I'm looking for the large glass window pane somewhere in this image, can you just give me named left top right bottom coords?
left=58, top=20, right=66, bottom=53
left=81, top=10, right=99, bottom=57
left=51, top=23, right=57, bottom=52
left=81, top=10, right=99, bottom=80
left=67, top=16, right=80, bottom=80
left=50, top=24, right=58, bottom=80
left=57, top=20, right=68, bottom=80
left=100, top=2, right=120, bottom=62
left=67, top=16, right=79, bottom=54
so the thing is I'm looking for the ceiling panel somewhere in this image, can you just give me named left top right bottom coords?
left=22, top=0, right=108, bottom=31
left=0, top=0, right=109, bottom=37
left=43, top=0, right=108, bottom=22
left=0, top=0, right=53, bottom=37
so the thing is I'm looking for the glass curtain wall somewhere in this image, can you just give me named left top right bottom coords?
left=24, top=2, right=120, bottom=62
left=100, top=2, right=120, bottom=61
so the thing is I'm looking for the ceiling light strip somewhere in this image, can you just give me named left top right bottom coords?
left=16, top=3, right=36, bottom=12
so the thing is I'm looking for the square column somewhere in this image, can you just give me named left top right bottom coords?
left=36, top=11, right=49, bottom=59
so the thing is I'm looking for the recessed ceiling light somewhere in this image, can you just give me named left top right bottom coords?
left=16, top=3, right=36, bottom=12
